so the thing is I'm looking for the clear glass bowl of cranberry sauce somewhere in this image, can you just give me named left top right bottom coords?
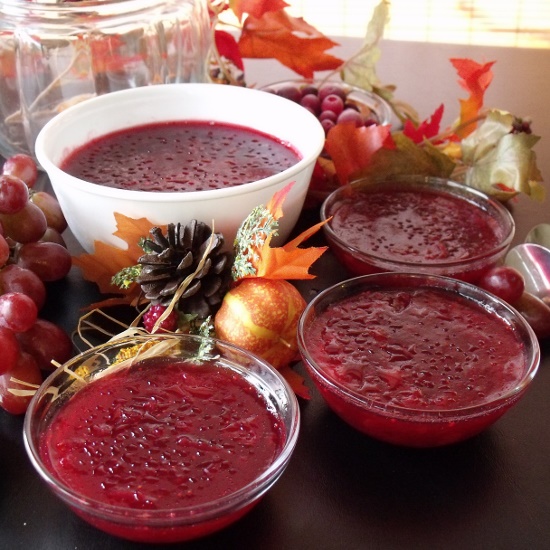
left=321, top=175, right=515, bottom=283
left=297, top=272, right=540, bottom=447
left=23, top=333, right=300, bottom=543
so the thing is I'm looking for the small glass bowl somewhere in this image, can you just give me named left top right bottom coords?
left=321, top=175, right=515, bottom=283
left=24, top=334, right=300, bottom=543
left=0, top=0, right=212, bottom=160
left=297, top=272, right=540, bottom=447
left=260, top=79, right=393, bottom=127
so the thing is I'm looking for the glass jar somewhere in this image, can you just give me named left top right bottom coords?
left=0, top=0, right=212, bottom=160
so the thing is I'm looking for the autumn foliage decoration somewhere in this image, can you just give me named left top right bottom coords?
left=209, top=0, right=344, bottom=83
left=324, top=57, right=543, bottom=202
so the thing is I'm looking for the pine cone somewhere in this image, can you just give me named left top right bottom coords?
left=136, top=220, right=232, bottom=319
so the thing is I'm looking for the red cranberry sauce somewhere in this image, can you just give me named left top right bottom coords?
left=330, top=187, right=504, bottom=264
left=60, top=121, right=301, bottom=192
left=306, top=287, right=526, bottom=411
left=39, top=358, right=285, bottom=510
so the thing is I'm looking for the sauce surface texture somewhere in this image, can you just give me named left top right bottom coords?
left=39, top=358, right=284, bottom=509
left=306, top=287, right=526, bottom=410
left=61, top=121, right=300, bottom=192
left=330, top=188, right=503, bottom=263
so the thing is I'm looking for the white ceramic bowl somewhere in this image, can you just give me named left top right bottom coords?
left=35, top=83, right=325, bottom=253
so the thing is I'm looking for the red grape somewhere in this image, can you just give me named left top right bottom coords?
left=0, top=292, right=38, bottom=333
left=0, top=174, right=29, bottom=215
left=0, top=233, right=9, bottom=267
left=300, top=93, right=321, bottom=114
left=0, top=201, right=47, bottom=243
left=0, top=264, right=47, bottom=310
left=16, top=241, right=72, bottom=282
left=321, top=94, right=344, bottom=117
left=0, top=326, right=20, bottom=375
left=318, top=83, right=347, bottom=101
left=2, top=153, right=38, bottom=188
left=337, top=108, right=364, bottom=127
left=513, top=292, right=550, bottom=340
left=29, top=190, right=68, bottom=233
left=17, top=318, right=73, bottom=371
left=0, top=351, right=42, bottom=415
left=478, top=265, right=525, bottom=305
left=39, top=226, right=67, bottom=247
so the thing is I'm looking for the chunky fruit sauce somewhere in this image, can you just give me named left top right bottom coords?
left=307, top=287, right=526, bottom=411
left=329, top=187, right=504, bottom=264
left=39, top=358, right=285, bottom=511
left=60, top=121, right=301, bottom=192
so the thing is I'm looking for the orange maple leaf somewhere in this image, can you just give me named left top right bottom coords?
left=325, top=123, right=396, bottom=185
left=238, top=10, right=343, bottom=78
left=235, top=182, right=328, bottom=280
left=450, top=57, right=495, bottom=138
left=72, top=213, right=163, bottom=301
left=230, top=0, right=289, bottom=20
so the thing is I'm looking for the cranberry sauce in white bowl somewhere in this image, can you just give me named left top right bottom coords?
left=35, top=83, right=325, bottom=253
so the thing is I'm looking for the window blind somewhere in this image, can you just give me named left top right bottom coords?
left=286, top=0, right=550, bottom=48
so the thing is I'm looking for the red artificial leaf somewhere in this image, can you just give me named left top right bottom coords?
left=325, top=123, right=395, bottom=185
left=238, top=10, right=343, bottom=78
left=230, top=0, right=289, bottom=20
left=450, top=58, right=495, bottom=138
left=403, top=104, right=444, bottom=144
left=215, top=30, right=244, bottom=70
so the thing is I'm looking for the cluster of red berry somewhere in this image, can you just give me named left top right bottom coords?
left=0, top=154, right=73, bottom=414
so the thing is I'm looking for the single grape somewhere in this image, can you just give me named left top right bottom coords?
left=0, top=174, right=29, bottom=215
left=301, top=84, right=318, bottom=96
left=0, top=201, right=47, bottom=243
left=478, top=265, right=525, bottom=305
left=29, top=190, right=68, bottom=233
left=274, top=84, right=302, bottom=103
left=16, top=241, right=72, bottom=282
left=0, top=351, right=42, bottom=415
left=0, top=292, right=38, bottom=333
left=321, top=119, right=336, bottom=134
left=513, top=292, right=550, bottom=340
left=321, top=94, right=344, bottom=117
left=39, top=226, right=67, bottom=247
left=0, top=234, right=9, bottom=267
left=16, top=318, right=73, bottom=371
left=318, top=83, right=346, bottom=101
left=2, top=153, right=38, bottom=188
left=300, top=93, right=321, bottom=114
left=0, top=264, right=47, bottom=310
left=319, top=110, right=337, bottom=122
left=0, top=326, right=20, bottom=375
left=337, top=108, right=365, bottom=127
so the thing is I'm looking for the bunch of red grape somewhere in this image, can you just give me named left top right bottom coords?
left=0, top=154, right=73, bottom=415
left=263, top=81, right=382, bottom=135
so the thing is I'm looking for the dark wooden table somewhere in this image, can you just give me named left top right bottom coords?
left=1, top=190, right=550, bottom=550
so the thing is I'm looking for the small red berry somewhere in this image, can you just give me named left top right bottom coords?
left=142, top=304, right=178, bottom=333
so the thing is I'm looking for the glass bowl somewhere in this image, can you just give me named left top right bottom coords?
left=297, top=272, right=540, bottom=447
left=24, top=333, right=300, bottom=543
left=321, top=175, right=515, bottom=283
left=260, top=79, right=393, bottom=128
left=0, top=0, right=211, bottom=160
